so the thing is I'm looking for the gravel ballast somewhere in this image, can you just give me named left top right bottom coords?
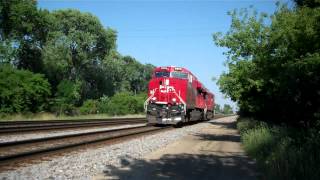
left=0, top=120, right=215, bottom=180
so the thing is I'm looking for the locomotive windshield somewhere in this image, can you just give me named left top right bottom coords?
left=155, top=71, right=170, bottom=78
left=171, top=71, right=188, bottom=79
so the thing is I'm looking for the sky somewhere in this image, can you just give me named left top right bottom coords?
left=38, top=0, right=286, bottom=109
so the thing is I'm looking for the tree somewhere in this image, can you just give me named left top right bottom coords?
left=213, top=3, right=320, bottom=126
left=215, top=104, right=222, bottom=114
left=222, top=104, right=233, bottom=115
left=103, top=54, right=155, bottom=94
left=46, top=9, right=116, bottom=79
left=42, top=9, right=117, bottom=100
left=120, top=56, right=154, bottom=94
left=0, top=0, right=52, bottom=72
left=294, top=0, right=320, bottom=8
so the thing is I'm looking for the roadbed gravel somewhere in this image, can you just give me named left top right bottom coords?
left=0, top=119, right=215, bottom=179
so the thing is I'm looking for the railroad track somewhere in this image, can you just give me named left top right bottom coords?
left=0, top=118, right=147, bottom=134
left=0, top=115, right=228, bottom=171
left=0, top=125, right=170, bottom=167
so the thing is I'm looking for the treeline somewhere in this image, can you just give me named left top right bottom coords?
left=214, top=104, right=234, bottom=115
left=0, top=0, right=154, bottom=117
left=214, top=0, right=320, bottom=127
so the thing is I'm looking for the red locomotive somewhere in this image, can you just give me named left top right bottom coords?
left=145, top=66, right=215, bottom=126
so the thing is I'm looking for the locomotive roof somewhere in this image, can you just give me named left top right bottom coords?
left=153, top=66, right=214, bottom=97
left=153, top=66, right=196, bottom=78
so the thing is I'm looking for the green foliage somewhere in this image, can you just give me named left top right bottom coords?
left=238, top=118, right=320, bottom=180
left=222, top=104, right=233, bottom=114
left=45, top=9, right=117, bottom=79
left=237, top=117, right=260, bottom=133
left=41, top=9, right=153, bottom=102
left=79, top=99, right=99, bottom=115
left=42, top=9, right=118, bottom=99
left=107, top=92, right=146, bottom=116
left=97, top=95, right=111, bottom=114
left=103, top=54, right=155, bottom=94
left=242, top=124, right=276, bottom=160
left=294, top=0, right=320, bottom=8
left=215, top=103, right=234, bottom=114
left=214, top=4, right=320, bottom=125
left=0, top=40, right=16, bottom=63
left=214, top=104, right=222, bottom=114
left=78, top=92, right=147, bottom=116
left=0, top=65, right=51, bottom=114
left=53, top=80, right=81, bottom=115
left=0, top=0, right=52, bottom=72
left=0, top=0, right=154, bottom=116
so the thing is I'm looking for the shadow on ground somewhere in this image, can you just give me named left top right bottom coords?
left=103, top=153, right=258, bottom=180
left=192, top=132, right=241, bottom=143
left=208, top=120, right=237, bottom=129
left=102, top=117, right=259, bottom=180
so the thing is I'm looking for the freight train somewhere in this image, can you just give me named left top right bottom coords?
left=144, top=66, right=215, bottom=126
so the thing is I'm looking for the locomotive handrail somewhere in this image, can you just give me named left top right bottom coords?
left=173, top=91, right=186, bottom=115
left=144, top=88, right=158, bottom=112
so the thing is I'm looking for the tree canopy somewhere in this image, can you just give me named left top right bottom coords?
left=214, top=1, right=320, bottom=126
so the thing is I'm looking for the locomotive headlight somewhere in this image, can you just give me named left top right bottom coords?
left=179, top=104, right=184, bottom=111
left=172, top=98, right=176, bottom=102
left=151, top=97, right=157, bottom=101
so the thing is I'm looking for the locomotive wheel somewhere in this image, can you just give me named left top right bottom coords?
left=173, top=122, right=183, bottom=128
left=203, top=113, right=208, bottom=121
left=185, top=111, right=191, bottom=122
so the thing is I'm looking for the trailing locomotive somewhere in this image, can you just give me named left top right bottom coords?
left=144, top=66, right=215, bottom=126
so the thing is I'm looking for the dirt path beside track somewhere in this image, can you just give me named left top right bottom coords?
left=95, top=116, right=260, bottom=180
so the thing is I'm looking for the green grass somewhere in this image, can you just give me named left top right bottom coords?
left=0, top=112, right=145, bottom=121
left=237, top=117, right=320, bottom=180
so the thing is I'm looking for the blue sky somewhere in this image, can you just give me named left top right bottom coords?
left=38, top=0, right=285, bottom=109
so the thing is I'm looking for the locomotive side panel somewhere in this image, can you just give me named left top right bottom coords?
left=186, top=79, right=196, bottom=109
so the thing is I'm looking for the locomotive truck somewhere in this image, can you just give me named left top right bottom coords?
left=144, top=66, right=215, bottom=126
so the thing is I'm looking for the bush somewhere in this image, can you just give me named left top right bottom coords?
left=106, top=92, right=146, bottom=116
left=79, top=99, right=98, bottom=115
left=52, top=80, right=81, bottom=115
left=0, top=65, right=51, bottom=114
left=237, top=118, right=260, bottom=134
left=242, top=124, right=276, bottom=161
left=97, top=95, right=110, bottom=114
left=77, top=92, right=146, bottom=116
left=238, top=118, right=320, bottom=180
left=133, top=92, right=147, bottom=112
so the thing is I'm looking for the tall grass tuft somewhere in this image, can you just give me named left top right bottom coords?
left=237, top=118, right=320, bottom=180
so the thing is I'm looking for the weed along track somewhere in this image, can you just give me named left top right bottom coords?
left=0, top=118, right=147, bottom=134
left=0, top=125, right=172, bottom=171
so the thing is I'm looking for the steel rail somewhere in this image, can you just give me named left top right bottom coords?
left=0, top=118, right=147, bottom=134
left=0, top=117, right=146, bottom=125
left=0, top=125, right=170, bottom=162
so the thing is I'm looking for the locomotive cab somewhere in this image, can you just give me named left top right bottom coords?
left=145, top=67, right=188, bottom=125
